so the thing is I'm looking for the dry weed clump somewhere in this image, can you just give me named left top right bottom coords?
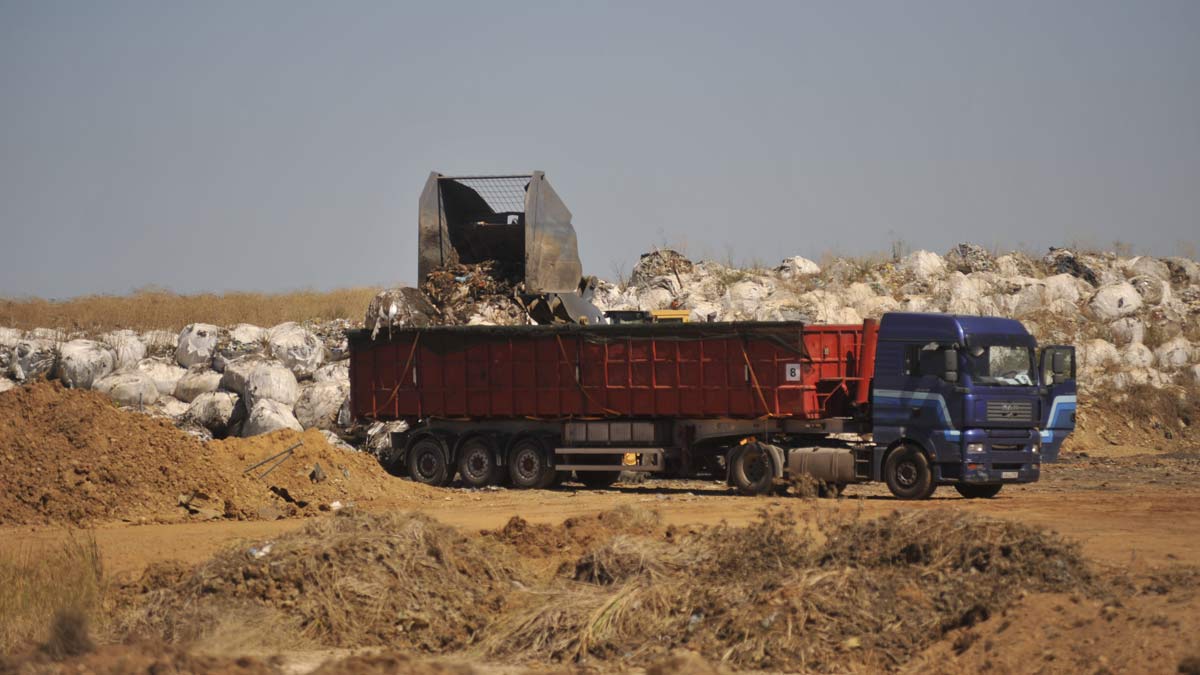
left=0, top=287, right=379, bottom=333
left=485, top=509, right=1095, bottom=672
left=0, top=534, right=105, bottom=655
left=120, top=511, right=521, bottom=652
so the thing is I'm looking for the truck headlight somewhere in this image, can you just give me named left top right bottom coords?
left=966, top=443, right=986, bottom=454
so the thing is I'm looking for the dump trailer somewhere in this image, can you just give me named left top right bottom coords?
left=348, top=312, right=1077, bottom=499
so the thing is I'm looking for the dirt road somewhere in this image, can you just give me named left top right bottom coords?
left=4, top=453, right=1198, bottom=578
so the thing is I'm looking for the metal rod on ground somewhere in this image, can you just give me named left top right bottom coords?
left=256, top=451, right=295, bottom=480
left=243, top=441, right=304, bottom=475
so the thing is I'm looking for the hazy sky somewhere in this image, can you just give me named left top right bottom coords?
left=2, top=1, right=1198, bottom=298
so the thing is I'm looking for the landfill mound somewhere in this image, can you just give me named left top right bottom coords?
left=118, top=508, right=1106, bottom=672
left=0, top=382, right=410, bottom=525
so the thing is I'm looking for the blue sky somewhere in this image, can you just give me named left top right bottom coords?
left=2, top=1, right=1197, bottom=297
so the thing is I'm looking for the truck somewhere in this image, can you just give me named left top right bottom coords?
left=347, top=312, right=1077, bottom=499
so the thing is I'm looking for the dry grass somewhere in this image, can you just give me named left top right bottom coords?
left=0, top=287, right=380, bottom=333
left=0, top=533, right=105, bottom=654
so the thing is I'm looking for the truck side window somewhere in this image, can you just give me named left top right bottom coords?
left=904, top=345, right=921, bottom=375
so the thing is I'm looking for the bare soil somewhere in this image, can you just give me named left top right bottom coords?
left=2, top=382, right=1199, bottom=672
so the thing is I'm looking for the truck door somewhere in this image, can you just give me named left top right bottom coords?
left=1038, top=346, right=1076, bottom=462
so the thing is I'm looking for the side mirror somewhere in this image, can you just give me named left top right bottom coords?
left=1052, top=351, right=1068, bottom=376
left=943, top=348, right=959, bottom=383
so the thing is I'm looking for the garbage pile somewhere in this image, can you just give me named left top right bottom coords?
left=420, top=261, right=529, bottom=326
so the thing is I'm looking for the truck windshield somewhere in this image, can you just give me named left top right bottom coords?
left=965, top=344, right=1035, bottom=386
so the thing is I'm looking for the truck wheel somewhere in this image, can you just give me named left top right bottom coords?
left=509, top=437, right=555, bottom=489
left=884, top=445, right=935, bottom=500
left=955, top=483, right=1003, bottom=499
left=730, top=443, right=775, bottom=496
left=457, top=437, right=500, bottom=488
left=408, top=437, right=451, bottom=487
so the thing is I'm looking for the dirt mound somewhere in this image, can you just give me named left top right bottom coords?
left=0, top=381, right=222, bottom=525
left=907, top=573, right=1200, bottom=674
left=484, top=509, right=1097, bottom=671
left=120, top=511, right=523, bottom=652
left=484, top=505, right=662, bottom=558
left=308, top=653, right=480, bottom=675
left=0, top=382, right=412, bottom=525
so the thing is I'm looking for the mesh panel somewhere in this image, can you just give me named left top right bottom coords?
left=445, top=176, right=531, bottom=213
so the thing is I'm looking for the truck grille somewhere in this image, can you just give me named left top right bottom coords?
left=986, top=400, right=1033, bottom=423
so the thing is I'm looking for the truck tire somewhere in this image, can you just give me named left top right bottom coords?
left=955, top=483, right=1002, bottom=499
left=509, top=437, right=555, bottom=489
left=884, top=444, right=935, bottom=500
left=408, top=437, right=452, bottom=487
left=457, top=436, right=501, bottom=488
left=730, top=442, right=776, bottom=496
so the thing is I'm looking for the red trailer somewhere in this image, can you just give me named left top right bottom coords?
left=349, top=320, right=879, bottom=492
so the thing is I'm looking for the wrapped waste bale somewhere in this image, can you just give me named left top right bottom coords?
left=219, top=354, right=270, bottom=396
left=141, top=330, right=179, bottom=357
left=313, top=361, right=349, bottom=385
left=214, top=323, right=267, bottom=371
left=56, top=340, right=115, bottom=389
left=0, top=327, right=22, bottom=348
left=267, top=322, right=324, bottom=379
left=185, top=391, right=243, bottom=438
left=152, top=396, right=190, bottom=420
left=173, top=366, right=222, bottom=402
left=777, top=256, right=821, bottom=278
left=93, top=371, right=159, bottom=406
left=101, top=330, right=146, bottom=370
left=293, top=381, right=349, bottom=430
left=135, top=357, right=186, bottom=396
left=366, top=287, right=436, bottom=338
left=0, top=378, right=16, bottom=394
left=1088, top=283, right=1143, bottom=321
left=243, top=399, right=303, bottom=436
left=174, top=323, right=221, bottom=368
left=11, top=339, right=58, bottom=382
left=244, top=362, right=299, bottom=412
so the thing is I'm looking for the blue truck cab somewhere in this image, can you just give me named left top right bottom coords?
left=869, top=312, right=1076, bottom=499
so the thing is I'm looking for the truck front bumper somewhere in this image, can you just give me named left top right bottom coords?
left=959, top=429, right=1042, bottom=484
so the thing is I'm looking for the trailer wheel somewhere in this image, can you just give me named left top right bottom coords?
left=509, top=437, right=555, bottom=489
left=730, top=442, right=776, bottom=496
left=884, top=444, right=935, bottom=500
left=408, top=437, right=452, bottom=487
left=457, top=436, right=500, bottom=488
left=955, top=483, right=1003, bottom=499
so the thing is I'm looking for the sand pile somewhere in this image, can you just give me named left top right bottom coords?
left=0, top=382, right=408, bottom=525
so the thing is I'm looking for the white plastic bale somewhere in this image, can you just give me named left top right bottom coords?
left=185, top=391, right=242, bottom=436
left=93, top=371, right=160, bottom=406
left=0, top=378, right=16, bottom=394
left=1155, top=337, right=1194, bottom=371
left=243, top=399, right=303, bottom=436
left=141, top=330, right=179, bottom=357
left=56, top=340, right=115, bottom=389
left=11, top=339, right=58, bottom=382
left=1088, top=283, right=1143, bottom=321
left=313, top=361, right=350, bottom=385
left=173, top=367, right=223, bottom=402
left=215, top=324, right=267, bottom=372
left=0, top=327, right=22, bottom=348
left=293, top=381, right=349, bottom=430
left=900, top=250, right=947, bottom=282
left=267, top=322, right=324, bottom=379
left=100, top=330, right=147, bottom=370
left=244, top=362, right=300, bottom=412
left=174, top=323, right=221, bottom=369
left=135, top=357, right=186, bottom=397
left=219, top=354, right=271, bottom=396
